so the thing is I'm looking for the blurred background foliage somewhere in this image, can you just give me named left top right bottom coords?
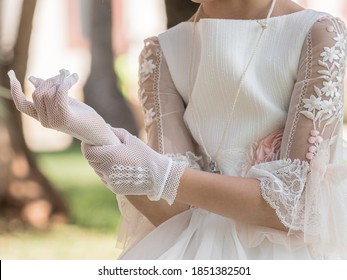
left=0, top=0, right=198, bottom=259
left=0, top=0, right=346, bottom=259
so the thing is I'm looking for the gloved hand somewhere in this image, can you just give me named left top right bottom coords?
left=8, top=69, right=120, bottom=146
left=81, top=128, right=189, bottom=205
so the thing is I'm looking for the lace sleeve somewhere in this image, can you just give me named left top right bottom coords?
left=246, top=17, right=347, bottom=258
left=280, top=17, right=346, bottom=162
left=138, top=37, right=201, bottom=167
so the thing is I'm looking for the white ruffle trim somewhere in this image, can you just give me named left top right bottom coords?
left=248, top=158, right=310, bottom=231
left=166, top=151, right=202, bottom=170
left=247, top=142, right=347, bottom=259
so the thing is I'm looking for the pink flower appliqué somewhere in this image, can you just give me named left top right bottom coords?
left=242, top=129, right=284, bottom=176
left=252, top=129, right=284, bottom=164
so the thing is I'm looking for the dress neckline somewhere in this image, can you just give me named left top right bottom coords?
left=187, top=8, right=310, bottom=24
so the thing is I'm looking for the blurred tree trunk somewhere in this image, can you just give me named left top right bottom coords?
left=0, top=0, right=68, bottom=231
left=83, top=0, right=138, bottom=135
left=164, top=0, right=199, bottom=28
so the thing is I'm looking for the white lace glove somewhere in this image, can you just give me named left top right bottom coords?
left=8, top=69, right=120, bottom=146
left=81, top=128, right=189, bottom=205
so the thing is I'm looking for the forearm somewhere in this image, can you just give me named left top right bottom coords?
left=176, top=168, right=287, bottom=231
left=126, top=168, right=287, bottom=231
left=125, top=195, right=190, bottom=226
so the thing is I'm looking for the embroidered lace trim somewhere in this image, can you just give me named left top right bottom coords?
left=284, top=30, right=313, bottom=159
left=138, top=37, right=164, bottom=153
left=110, top=165, right=152, bottom=185
left=251, top=159, right=310, bottom=230
left=167, top=151, right=202, bottom=170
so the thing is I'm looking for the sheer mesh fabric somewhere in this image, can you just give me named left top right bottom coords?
left=247, top=17, right=347, bottom=258
left=8, top=69, right=120, bottom=146
left=81, top=127, right=188, bottom=203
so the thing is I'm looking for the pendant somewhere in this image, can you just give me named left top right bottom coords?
left=209, top=160, right=222, bottom=174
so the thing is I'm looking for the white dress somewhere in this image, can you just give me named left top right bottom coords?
left=116, top=9, right=347, bottom=259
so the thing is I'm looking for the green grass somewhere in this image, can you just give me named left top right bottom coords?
left=0, top=224, right=121, bottom=259
left=35, top=142, right=121, bottom=232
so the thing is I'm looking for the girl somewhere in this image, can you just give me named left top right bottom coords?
left=9, top=0, right=347, bottom=259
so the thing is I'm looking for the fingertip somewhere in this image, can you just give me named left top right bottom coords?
left=58, top=70, right=67, bottom=84
left=71, top=73, right=79, bottom=82
left=59, top=69, right=70, bottom=77
left=62, top=73, right=79, bottom=88
left=28, top=76, right=42, bottom=87
left=7, top=70, right=16, bottom=80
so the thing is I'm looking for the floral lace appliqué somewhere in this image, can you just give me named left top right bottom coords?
left=300, top=19, right=346, bottom=160
left=140, top=59, right=156, bottom=76
left=138, top=37, right=161, bottom=129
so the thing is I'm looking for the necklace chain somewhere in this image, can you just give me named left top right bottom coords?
left=188, top=0, right=276, bottom=174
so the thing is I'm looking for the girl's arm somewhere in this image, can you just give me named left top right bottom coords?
left=177, top=169, right=287, bottom=230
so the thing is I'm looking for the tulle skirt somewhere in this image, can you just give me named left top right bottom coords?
left=119, top=207, right=313, bottom=260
